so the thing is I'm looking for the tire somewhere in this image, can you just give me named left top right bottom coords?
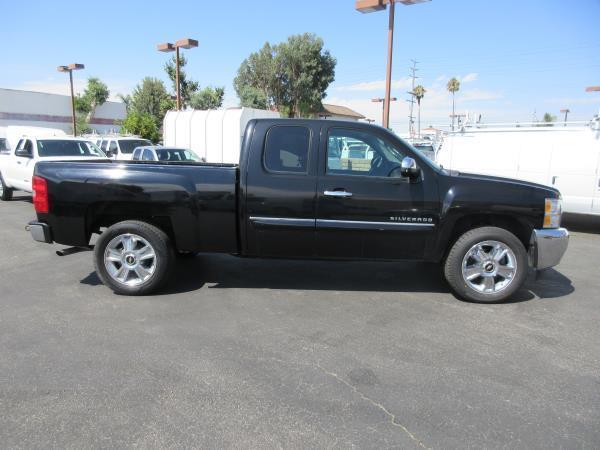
left=93, top=220, right=175, bottom=295
left=0, top=172, right=13, bottom=201
left=444, top=226, right=529, bottom=303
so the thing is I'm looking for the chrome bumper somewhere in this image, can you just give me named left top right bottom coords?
left=529, top=228, right=569, bottom=270
left=26, top=221, right=52, bottom=244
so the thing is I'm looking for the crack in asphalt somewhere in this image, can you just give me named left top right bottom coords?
left=317, top=363, right=431, bottom=450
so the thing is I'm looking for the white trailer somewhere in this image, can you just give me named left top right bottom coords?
left=163, top=108, right=279, bottom=164
left=436, top=117, right=600, bottom=216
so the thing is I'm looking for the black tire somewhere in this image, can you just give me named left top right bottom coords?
left=93, top=220, right=175, bottom=295
left=0, top=172, right=13, bottom=201
left=444, top=226, right=529, bottom=303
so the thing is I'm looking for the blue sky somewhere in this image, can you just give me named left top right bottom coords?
left=2, top=0, right=599, bottom=130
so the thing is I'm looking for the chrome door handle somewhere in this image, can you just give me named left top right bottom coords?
left=324, top=190, right=353, bottom=198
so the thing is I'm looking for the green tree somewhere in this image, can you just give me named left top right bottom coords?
left=542, top=112, right=556, bottom=127
left=189, top=86, right=225, bottom=110
left=130, top=77, right=173, bottom=127
left=413, top=85, right=426, bottom=138
left=121, top=112, right=159, bottom=142
left=164, top=54, right=199, bottom=107
left=234, top=33, right=336, bottom=117
left=83, top=77, right=110, bottom=122
left=117, top=93, right=132, bottom=113
left=447, top=77, right=460, bottom=130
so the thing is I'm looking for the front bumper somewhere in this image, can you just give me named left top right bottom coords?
left=529, top=228, right=569, bottom=270
left=26, top=221, right=52, bottom=244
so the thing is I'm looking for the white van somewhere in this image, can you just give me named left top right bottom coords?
left=97, top=136, right=152, bottom=160
left=436, top=118, right=600, bottom=216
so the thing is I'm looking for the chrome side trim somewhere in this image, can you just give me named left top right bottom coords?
left=317, top=219, right=435, bottom=231
left=249, top=216, right=316, bottom=228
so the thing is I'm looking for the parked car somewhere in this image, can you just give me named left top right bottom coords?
left=0, top=136, right=107, bottom=199
left=131, top=146, right=203, bottom=162
left=0, top=137, right=10, bottom=154
left=97, top=136, right=152, bottom=160
left=28, top=119, right=568, bottom=303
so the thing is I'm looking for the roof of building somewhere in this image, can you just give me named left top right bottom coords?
left=319, top=104, right=365, bottom=119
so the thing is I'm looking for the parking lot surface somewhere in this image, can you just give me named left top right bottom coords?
left=1, top=196, right=599, bottom=449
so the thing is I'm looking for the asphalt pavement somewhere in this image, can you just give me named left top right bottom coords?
left=1, top=195, right=599, bottom=449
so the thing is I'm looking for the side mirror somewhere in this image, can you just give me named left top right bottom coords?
left=15, top=148, right=32, bottom=158
left=400, top=156, right=420, bottom=179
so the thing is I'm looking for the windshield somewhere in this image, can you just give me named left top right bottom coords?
left=37, top=140, right=106, bottom=157
left=119, top=139, right=152, bottom=154
left=155, top=148, right=200, bottom=162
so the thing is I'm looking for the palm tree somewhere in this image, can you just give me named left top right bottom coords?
left=447, top=77, right=460, bottom=130
left=413, top=85, right=426, bottom=138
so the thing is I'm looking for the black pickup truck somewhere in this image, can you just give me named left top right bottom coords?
left=27, top=119, right=568, bottom=302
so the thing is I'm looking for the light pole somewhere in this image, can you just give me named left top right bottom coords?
left=560, top=108, right=570, bottom=126
left=57, top=63, right=84, bottom=136
left=356, top=0, right=430, bottom=128
left=372, top=97, right=397, bottom=124
left=157, top=38, right=199, bottom=110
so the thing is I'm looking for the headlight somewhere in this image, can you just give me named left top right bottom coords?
left=544, top=198, right=562, bottom=228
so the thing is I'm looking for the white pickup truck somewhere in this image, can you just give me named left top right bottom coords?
left=0, top=136, right=107, bottom=200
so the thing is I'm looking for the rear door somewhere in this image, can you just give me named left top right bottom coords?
left=244, top=122, right=318, bottom=257
left=315, top=126, right=439, bottom=260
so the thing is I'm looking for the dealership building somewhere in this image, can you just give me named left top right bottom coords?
left=0, top=88, right=125, bottom=148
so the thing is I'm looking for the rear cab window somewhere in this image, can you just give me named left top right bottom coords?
left=263, top=126, right=310, bottom=174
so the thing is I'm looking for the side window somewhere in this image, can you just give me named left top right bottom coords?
left=100, top=140, right=108, bottom=151
left=326, top=128, right=405, bottom=177
left=132, top=149, right=141, bottom=160
left=264, top=126, right=310, bottom=173
left=15, top=139, right=24, bottom=152
left=142, top=149, right=154, bottom=161
left=108, top=141, right=118, bottom=154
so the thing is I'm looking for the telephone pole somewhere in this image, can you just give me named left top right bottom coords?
left=407, top=59, right=418, bottom=137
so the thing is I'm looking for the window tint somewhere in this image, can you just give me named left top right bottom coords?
left=132, top=148, right=141, bottom=160
left=37, top=140, right=105, bottom=157
left=100, top=140, right=108, bottom=151
left=326, top=128, right=405, bottom=177
left=264, top=126, right=310, bottom=173
left=119, top=140, right=152, bottom=154
left=108, top=141, right=118, bottom=153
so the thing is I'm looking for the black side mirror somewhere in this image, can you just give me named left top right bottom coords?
left=15, top=148, right=32, bottom=158
left=400, top=156, right=420, bottom=179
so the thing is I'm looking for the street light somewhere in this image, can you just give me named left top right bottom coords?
left=560, top=108, right=570, bottom=126
left=585, top=86, right=600, bottom=92
left=57, top=63, right=84, bottom=136
left=157, top=38, right=199, bottom=110
left=372, top=97, right=397, bottom=119
left=356, top=0, right=431, bottom=128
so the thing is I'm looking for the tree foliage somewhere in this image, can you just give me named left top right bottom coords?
left=130, top=77, right=173, bottom=127
left=413, top=85, right=426, bottom=105
left=164, top=54, right=199, bottom=108
left=72, top=77, right=110, bottom=133
left=121, top=112, right=159, bottom=142
left=446, top=77, right=460, bottom=94
left=541, top=112, right=556, bottom=127
left=189, top=86, right=225, bottom=110
left=234, top=33, right=336, bottom=117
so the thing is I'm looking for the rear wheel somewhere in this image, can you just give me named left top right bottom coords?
left=0, top=173, right=13, bottom=201
left=93, top=221, right=175, bottom=295
left=444, top=226, right=529, bottom=303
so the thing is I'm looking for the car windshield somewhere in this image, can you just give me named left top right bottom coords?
left=37, top=140, right=106, bottom=157
left=119, top=139, right=152, bottom=154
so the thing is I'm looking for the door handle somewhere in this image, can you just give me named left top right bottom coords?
left=552, top=176, right=558, bottom=185
left=324, top=190, right=353, bottom=198
left=17, top=161, right=22, bottom=165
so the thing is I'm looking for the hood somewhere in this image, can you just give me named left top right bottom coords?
left=448, top=170, right=561, bottom=197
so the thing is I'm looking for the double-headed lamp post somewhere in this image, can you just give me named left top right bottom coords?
left=372, top=97, right=397, bottom=117
left=157, top=38, right=199, bottom=110
left=356, top=0, right=430, bottom=128
left=57, top=63, right=84, bottom=136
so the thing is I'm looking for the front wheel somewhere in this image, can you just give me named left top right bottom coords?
left=0, top=173, right=13, bottom=201
left=444, top=226, right=529, bottom=303
left=93, top=221, right=175, bottom=295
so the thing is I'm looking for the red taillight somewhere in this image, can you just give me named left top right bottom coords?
left=32, top=176, right=49, bottom=213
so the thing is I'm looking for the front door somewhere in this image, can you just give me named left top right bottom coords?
left=315, top=126, right=439, bottom=260
left=11, top=139, right=35, bottom=191
left=244, top=122, right=318, bottom=257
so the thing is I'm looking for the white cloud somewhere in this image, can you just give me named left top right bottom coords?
left=461, top=72, right=478, bottom=83
left=461, top=88, right=502, bottom=101
left=334, top=77, right=413, bottom=92
left=544, top=97, right=600, bottom=106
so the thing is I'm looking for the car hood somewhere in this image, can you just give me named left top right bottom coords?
left=448, top=170, right=561, bottom=196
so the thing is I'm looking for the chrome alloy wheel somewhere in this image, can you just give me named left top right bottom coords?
left=104, top=233, right=157, bottom=287
left=461, top=240, right=517, bottom=294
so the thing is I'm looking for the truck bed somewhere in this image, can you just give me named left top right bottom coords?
left=34, top=160, right=240, bottom=253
